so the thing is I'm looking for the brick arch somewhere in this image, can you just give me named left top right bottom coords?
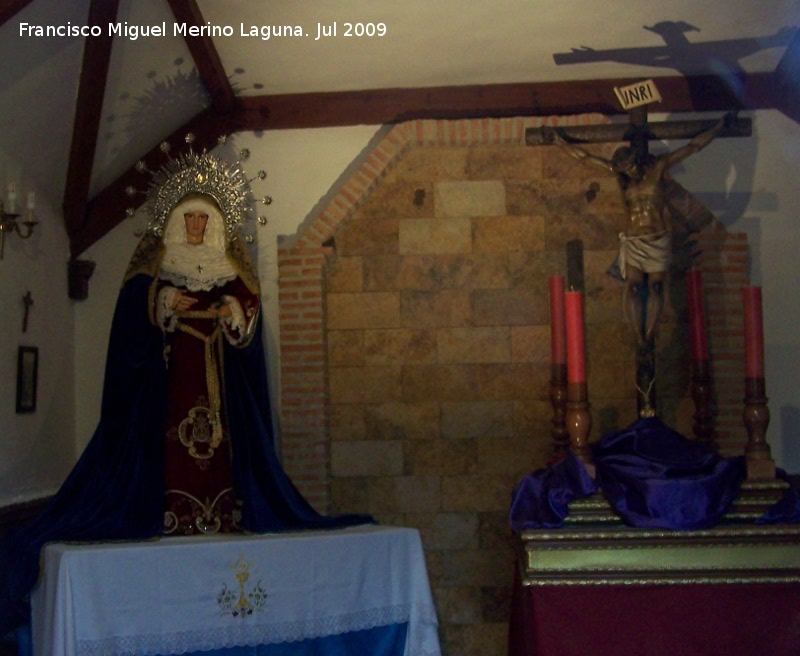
left=277, top=116, right=746, bottom=513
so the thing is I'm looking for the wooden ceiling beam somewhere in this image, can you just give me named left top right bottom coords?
left=72, top=71, right=787, bottom=258
left=229, top=73, right=781, bottom=132
left=0, top=0, right=35, bottom=27
left=73, top=106, right=231, bottom=257
left=165, top=0, right=236, bottom=114
left=63, top=0, right=120, bottom=253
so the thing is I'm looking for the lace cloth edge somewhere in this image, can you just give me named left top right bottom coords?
left=75, top=603, right=439, bottom=656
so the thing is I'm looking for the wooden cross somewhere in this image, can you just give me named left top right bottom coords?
left=528, top=105, right=751, bottom=421
left=527, top=106, right=751, bottom=153
left=22, top=290, right=33, bottom=333
left=529, top=106, right=752, bottom=295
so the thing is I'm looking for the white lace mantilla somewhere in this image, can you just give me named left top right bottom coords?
left=159, top=242, right=237, bottom=292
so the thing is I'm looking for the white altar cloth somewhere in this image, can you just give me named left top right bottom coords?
left=31, top=525, right=440, bottom=656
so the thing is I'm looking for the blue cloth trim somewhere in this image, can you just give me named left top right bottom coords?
left=168, top=623, right=408, bottom=656
left=7, top=622, right=409, bottom=656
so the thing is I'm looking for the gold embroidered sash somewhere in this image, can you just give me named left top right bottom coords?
left=175, top=310, right=224, bottom=449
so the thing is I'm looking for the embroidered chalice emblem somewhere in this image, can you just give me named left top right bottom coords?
left=217, top=556, right=267, bottom=617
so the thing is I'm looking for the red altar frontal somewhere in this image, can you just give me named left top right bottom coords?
left=508, top=520, right=800, bottom=656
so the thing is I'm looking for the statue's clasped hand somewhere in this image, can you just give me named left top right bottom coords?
left=173, top=291, right=198, bottom=311
left=210, top=302, right=232, bottom=319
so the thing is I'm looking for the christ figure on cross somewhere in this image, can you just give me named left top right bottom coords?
left=551, top=112, right=733, bottom=349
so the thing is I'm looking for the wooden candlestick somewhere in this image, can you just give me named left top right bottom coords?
left=549, top=363, right=569, bottom=460
left=741, top=287, right=774, bottom=479
left=549, top=277, right=568, bottom=460
left=690, top=358, right=715, bottom=449
left=563, top=290, right=593, bottom=474
left=567, top=381, right=594, bottom=476
left=743, top=377, right=775, bottom=480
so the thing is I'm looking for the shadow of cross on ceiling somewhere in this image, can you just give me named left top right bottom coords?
left=553, top=20, right=798, bottom=107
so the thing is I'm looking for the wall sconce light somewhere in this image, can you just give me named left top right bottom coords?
left=0, top=184, right=38, bottom=260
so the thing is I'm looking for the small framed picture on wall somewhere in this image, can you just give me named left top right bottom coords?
left=16, top=346, right=38, bottom=414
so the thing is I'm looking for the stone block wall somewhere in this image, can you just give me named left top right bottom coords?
left=277, top=116, right=749, bottom=656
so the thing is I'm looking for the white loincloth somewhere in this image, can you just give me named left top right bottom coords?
left=617, top=231, right=672, bottom=280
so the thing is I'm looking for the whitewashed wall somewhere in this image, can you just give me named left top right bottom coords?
left=0, top=0, right=86, bottom=505
left=3, top=111, right=799, bottom=505
left=666, top=110, right=800, bottom=470
left=0, top=189, right=76, bottom=506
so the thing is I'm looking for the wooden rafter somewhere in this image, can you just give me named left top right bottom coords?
left=65, top=0, right=236, bottom=258
left=71, top=70, right=789, bottom=258
left=231, top=73, right=779, bottom=131
left=73, top=106, right=231, bottom=257
left=165, top=0, right=236, bottom=113
left=62, top=0, right=120, bottom=250
left=0, top=0, right=34, bottom=27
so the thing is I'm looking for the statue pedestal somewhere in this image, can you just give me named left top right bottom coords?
left=510, top=524, right=800, bottom=656
left=517, top=522, right=800, bottom=586
left=726, top=478, right=790, bottom=520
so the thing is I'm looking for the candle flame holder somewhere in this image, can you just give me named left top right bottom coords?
left=549, top=363, right=569, bottom=461
left=690, top=358, right=715, bottom=448
left=0, top=202, right=38, bottom=260
left=566, top=381, right=595, bottom=477
left=743, top=377, right=775, bottom=480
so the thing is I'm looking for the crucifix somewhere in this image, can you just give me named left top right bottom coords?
left=528, top=99, right=750, bottom=418
left=22, top=290, right=33, bottom=333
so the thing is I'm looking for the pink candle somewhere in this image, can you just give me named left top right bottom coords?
left=742, top=286, right=765, bottom=378
left=564, top=290, right=586, bottom=383
left=686, top=270, right=708, bottom=360
left=549, top=276, right=566, bottom=365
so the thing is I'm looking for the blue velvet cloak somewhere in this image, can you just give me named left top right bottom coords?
left=0, top=273, right=371, bottom=635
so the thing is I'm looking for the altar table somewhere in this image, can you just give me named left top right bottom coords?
left=509, top=574, right=800, bottom=656
left=509, top=523, right=800, bottom=656
left=30, top=525, right=441, bottom=656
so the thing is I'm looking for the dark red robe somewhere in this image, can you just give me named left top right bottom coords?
left=158, top=276, right=259, bottom=535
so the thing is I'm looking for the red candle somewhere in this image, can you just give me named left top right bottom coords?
left=564, top=290, right=586, bottom=383
left=549, top=276, right=566, bottom=365
left=686, top=270, right=708, bottom=360
left=742, top=286, right=765, bottom=378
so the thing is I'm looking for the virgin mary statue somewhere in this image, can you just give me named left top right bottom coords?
left=0, top=143, right=371, bottom=635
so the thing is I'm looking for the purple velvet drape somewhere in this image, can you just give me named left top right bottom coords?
left=510, top=417, right=800, bottom=532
